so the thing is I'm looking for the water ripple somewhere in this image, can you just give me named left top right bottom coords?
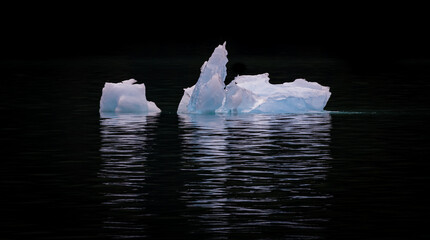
left=178, top=113, right=332, bottom=239
left=99, top=114, right=159, bottom=239
left=99, top=113, right=332, bottom=239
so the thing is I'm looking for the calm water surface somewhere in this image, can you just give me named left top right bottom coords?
left=1, top=51, right=430, bottom=239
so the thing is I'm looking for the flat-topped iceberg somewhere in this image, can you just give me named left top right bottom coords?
left=178, top=43, right=331, bottom=114
left=217, top=73, right=331, bottom=113
left=100, top=79, right=161, bottom=115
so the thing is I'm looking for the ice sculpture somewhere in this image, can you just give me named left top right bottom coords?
left=178, top=43, right=331, bottom=114
left=100, top=79, right=161, bottom=114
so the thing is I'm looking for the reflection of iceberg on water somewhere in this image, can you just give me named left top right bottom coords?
left=178, top=42, right=331, bottom=114
left=99, top=114, right=159, bottom=239
left=178, top=113, right=333, bottom=235
left=100, top=79, right=161, bottom=115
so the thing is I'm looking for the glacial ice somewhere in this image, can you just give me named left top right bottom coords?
left=178, top=43, right=331, bottom=114
left=100, top=79, right=161, bottom=115
left=178, top=42, right=228, bottom=114
left=216, top=74, right=331, bottom=113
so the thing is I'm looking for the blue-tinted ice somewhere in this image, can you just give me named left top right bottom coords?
left=178, top=43, right=331, bottom=114
left=99, top=79, right=161, bottom=115
left=99, top=42, right=331, bottom=115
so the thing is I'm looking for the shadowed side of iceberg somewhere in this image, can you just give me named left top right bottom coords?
left=100, top=79, right=161, bottom=115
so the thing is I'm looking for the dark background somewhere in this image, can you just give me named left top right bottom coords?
left=2, top=4, right=430, bottom=239
left=2, top=3, right=429, bottom=61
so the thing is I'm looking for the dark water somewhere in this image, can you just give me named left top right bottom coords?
left=1, top=49, right=430, bottom=239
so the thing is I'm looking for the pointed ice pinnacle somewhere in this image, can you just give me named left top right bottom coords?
left=178, top=42, right=228, bottom=114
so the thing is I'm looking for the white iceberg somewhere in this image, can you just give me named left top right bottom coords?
left=217, top=73, right=331, bottom=113
left=100, top=79, right=161, bottom=115
left=178, top=43, right=331, bottom=114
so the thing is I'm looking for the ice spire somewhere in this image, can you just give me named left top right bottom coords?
left=178, top=42, right=228, bottom=114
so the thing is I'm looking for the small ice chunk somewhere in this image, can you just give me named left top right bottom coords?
left=177, top=85, right=195, bottom=114
left=178, top=42, right=228, bottom=114
left=100, top=79, right=161, bottom=114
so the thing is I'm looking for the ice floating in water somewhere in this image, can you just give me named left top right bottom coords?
left=100, top=79, right=161, bottom=115
left=217, top=74, right=331, bottom=113
left=178, top=43, right=331, bottom=114
left=99, top=43, right=331, bottom=115
left=178, top=42, right=228, bottom=114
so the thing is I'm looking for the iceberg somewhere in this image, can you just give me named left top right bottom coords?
left=178, top=43, right=331, bottom=114
left=217, top=74, right=331, bottom=113
left=100, top=79, right=161, bottom=115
